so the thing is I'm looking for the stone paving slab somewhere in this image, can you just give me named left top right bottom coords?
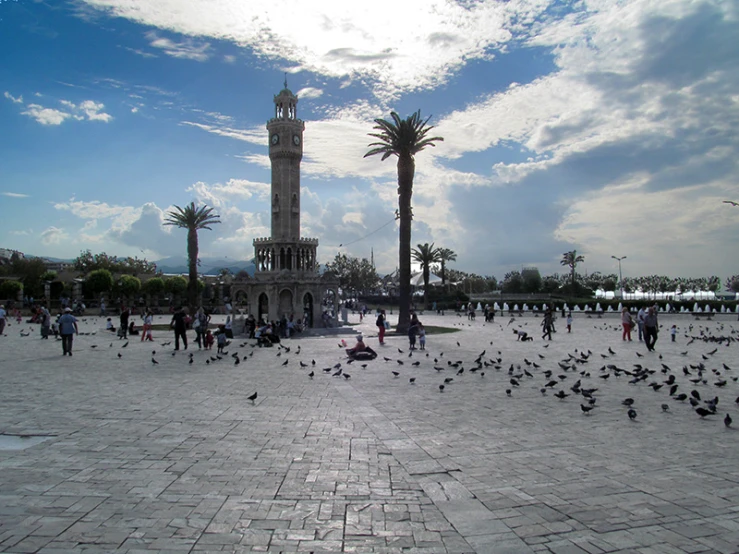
left=0, top=312, right=738, bottom=553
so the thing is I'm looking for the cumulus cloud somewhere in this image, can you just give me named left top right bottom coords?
left=40, top=226, right=68, bottom=245
left=13, top=96, right=113, bottom=126
left=21, top=104, right=71, bottom=125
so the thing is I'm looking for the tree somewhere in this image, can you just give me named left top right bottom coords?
left=117, top=275, right=141, bottom=300
left=560, top=250, right=585, bottom=288
left=725, top=275, right=739, bottom=293
left=437, top=248, right=457, bottom=290
left=501, top=271, right=524, bottom=294
left=0, top=279, right=23, bottom=301
left=411, top=243, right=441, bottom=307
left=85, top=269, right=114, bottom=297
left=324, top=254, right=379, bottom=296
left=73, top=250, right=156, bottom=275
left=164, top=202, right=221, bottom=314
left=143, top=277, right=164, bottom=305
left=521, top=267, right=542, bottom=293
left=365, top=111, right=443, bottom=332
left=40, top=270, right=58, bottom=282
left=164, top=276, right=187, bottom=305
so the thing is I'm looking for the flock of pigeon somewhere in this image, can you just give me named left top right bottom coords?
left=9, top=315, right=739, bottom=429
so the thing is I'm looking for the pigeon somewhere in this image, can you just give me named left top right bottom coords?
left=661, top=404, right=670, bottom=412
left=343, top=373, right=351, bottom=380
left=580, top=404, right=595, bottom=414
left=439, top=385, right=445, bottom=392
left=627, top=408, right=637, bottom=420
left=409, top=378, right=416, bottom=384
left=506, top=389, right=512, bottom=396
left=282, top=360, right=289, bottom=366
left=392, top=371, right=400, bottom=377
left=333, top=369, right=342, bottom=377
left=151, top=358, right=159, bottom=365
left=622, top=398, right=634, bottom=406
left=725, top=413, right=733, bottom=427
left=117, top=352, right=122, bottom=358
left=247, top=392, right=258, bottom=402
left=695, top=407, right=714, bottom=418
left=444, top=377, right=453, bottom=384
left=308, top=371, right=314, bottom=378
left=554, top=390, right=569, bottom=400
left=122, top=341, right=129, bottom=348
left=300, top=361, right=308, bottom=368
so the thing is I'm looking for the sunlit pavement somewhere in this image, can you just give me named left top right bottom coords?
left=1, top=311, right=738, bottom=553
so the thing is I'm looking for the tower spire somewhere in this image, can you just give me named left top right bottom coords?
left=284, top=72, right=288, bottom=90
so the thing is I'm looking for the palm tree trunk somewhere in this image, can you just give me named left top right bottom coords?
left=441, top=260, right=446, bottom=291
left=396, top=153, right=414, bottom=333
left=423, top=267, right=430, bottom=308
left=187, top=228, right=199, bottom=315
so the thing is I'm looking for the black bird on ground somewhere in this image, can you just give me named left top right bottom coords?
left=725, top=414, right=732, bottom=427
left=409, top=378, right=416, bottom=384
left=661, top=404, right=669, bottom=412
left=674, top=393, right=687, bottom=401
left=580, top=404, right=595, bottom=414
left=247, top=392, right=258, bottom=402
left=506, top=389, right=512, bottom=396
left=343, top=373, right=351, bottom=380
left=152, top=358, right=159, bottom=365
left=122, top=341, right=129, bottom=348
left=628, top=409, right=637, bottom=420
left=696, top=407, right=714, bottom=418
left=392, top=371, right=400, bottom=377
left=308, top=371, right=314, bottom=378
left=622, top=398, right=634, bottom=406
left=444, top=377, right=453, bottom=384
left=300, top=361, right=308, bottom=367
left=117, top=353, right=122, bottom=358
left=439, top=385, right=445, bottom=392
left=332, top=369, right=342, bottom=377
left=554, top=391, right=569, bottom=400
left=282, top=360, right=289, bottom=366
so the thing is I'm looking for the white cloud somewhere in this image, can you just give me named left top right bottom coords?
left=1, top=192, right=30, bottom=198
left=4, top=91, right=23, bottom=104
left=40, top=226, right=68, bottom=245
left=21, top=104, right=71, bottom=125
left=186, top=178, right=271, bottom=208
left=15, top=97, right=112, bottom=125
left=123, top=45, right=157, bottom=58
left=80, top=0, right=537, bottom=99
left=180, top=121, right=263, bottom=143
left=146, top=31, right=212, bottom=61
left=296, top=87, right=323, bottom=99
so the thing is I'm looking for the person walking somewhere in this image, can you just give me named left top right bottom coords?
left=621, top=307, right=634, bottom=341
left=58, top=307, right=79, bottom=356
left=643, top=306, right=659, bottom=351
left=636, top=307, right=646, bottom=342
left=0, top=304, right=6, bottom=336
left=376, top=310, right=387, bottom=345
left=170, top=306, right=188, bottom=350
left=142, top=310, right=154, bottom=341
left=40, top=307, right=51, bottom=339
left=120, top=306, right=130, bottom=339
left=541, top=308, right=553, bottom=340
left=194, top=308, right=210, bottom=348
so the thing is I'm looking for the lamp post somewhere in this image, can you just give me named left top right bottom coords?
left=611, top=255, right=626, bottom=299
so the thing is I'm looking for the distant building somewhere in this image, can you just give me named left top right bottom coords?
left=0, top=248, right=23, bottom=261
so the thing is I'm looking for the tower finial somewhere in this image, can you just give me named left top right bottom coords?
left=284, top=72, right=288, bottom=90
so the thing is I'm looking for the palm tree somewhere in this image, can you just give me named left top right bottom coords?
left=164, top=202, right=221, bottom=314
left=411, top=243, right=441, bottom=307
left=560, top=250, right=585, bottom=289
left=365, top=111, right=443, bottom=332
left=437, top=248, right=457, bottom=291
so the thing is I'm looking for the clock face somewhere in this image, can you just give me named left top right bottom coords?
left=271, top=134, right=279, bottom=145
left=293, top=135, right=301, bottom=146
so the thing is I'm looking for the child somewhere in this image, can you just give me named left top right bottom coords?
left=513, top=329, right=533, bottom=342
left=105, top=318, right=116, bottom=332
left=566, top=312, right=573, bottom=333
left=216, top=325, right=228, bottom=353
left=418, top=323, right=426, bottom=350
left=670, top=324, right=677, bottom=342
left=204, top=329, right=215, bottom=350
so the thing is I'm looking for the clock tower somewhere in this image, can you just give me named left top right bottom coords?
left=267, top=82, right=304, bottom=240
left=232, top=82, right=337, bottom=327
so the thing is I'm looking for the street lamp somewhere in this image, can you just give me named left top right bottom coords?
left=611, top=255, right=626, bottom=298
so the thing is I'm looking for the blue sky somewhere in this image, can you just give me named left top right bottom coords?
left=1, top=0, right=738, bottom=282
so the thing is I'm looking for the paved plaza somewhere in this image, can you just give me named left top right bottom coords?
left=1, top=311, right=738, bottom=553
